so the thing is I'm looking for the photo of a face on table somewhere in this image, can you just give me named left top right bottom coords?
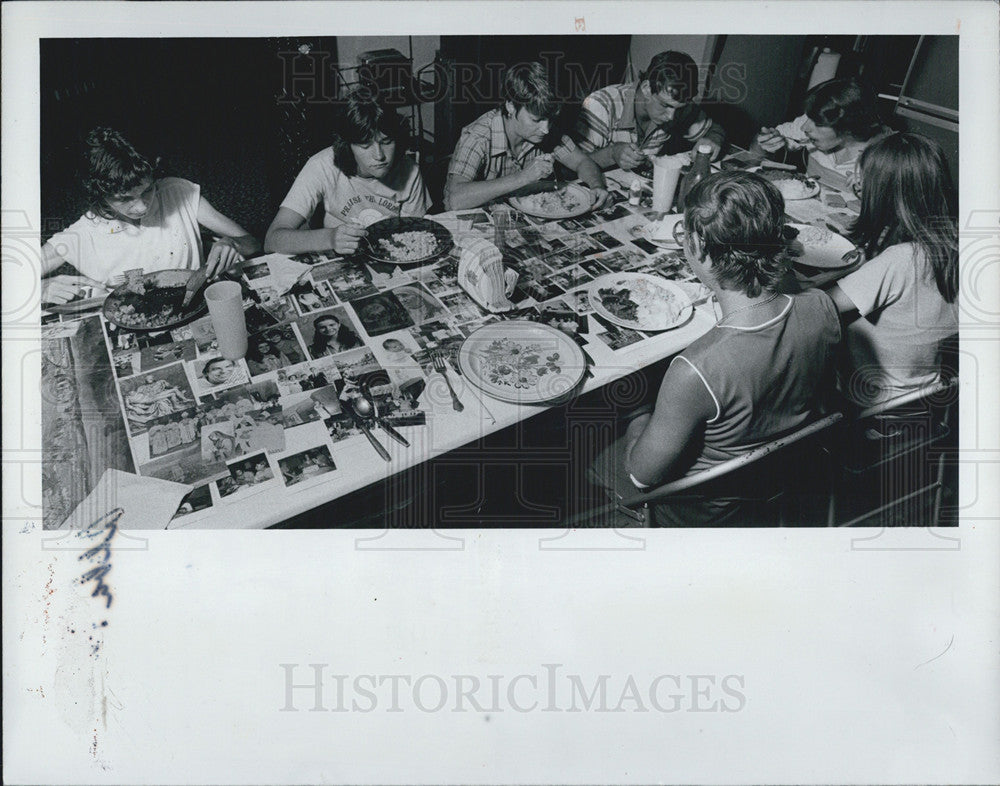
left=36, top=33, right=959, bottom=530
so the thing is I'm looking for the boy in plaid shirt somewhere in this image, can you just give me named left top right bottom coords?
left=444, top=62, right=609, bottom=211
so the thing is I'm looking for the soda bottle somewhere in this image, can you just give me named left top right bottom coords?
left=676, top=142, right=713, bottom=212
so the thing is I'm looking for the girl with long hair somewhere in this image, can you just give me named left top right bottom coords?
left=827, top=132, right=959, bottom=405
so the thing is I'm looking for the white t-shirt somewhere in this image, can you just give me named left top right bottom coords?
left=280, top=147, right=429, bottom=229
left=47, top=177, right=203, bottom=285
left=837, top=242, right=958, bottom=405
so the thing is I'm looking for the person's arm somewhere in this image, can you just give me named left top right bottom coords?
left=574, top=92, right=646, bottom=172
left=444, top=157, right=552, bottom=211
left=553, top=136, right=610, bottom=208
left=196, top=197, right=262, bottom=276
left=39, top=240, right=105, bottom=304
left=625, top=357, right=716, bottom=488
left=400, top=160, right=431, bottom=217
left=264, top=207, right=366, bottom=256
left=825, top=246, right=905, bottom=324
left=825, top=283, right=861, bottom=317
left=685, top=111, right=726, bottom=160
left=751, top=115, right=808, bottom=160
left=586, top=142, right=646, bottom=171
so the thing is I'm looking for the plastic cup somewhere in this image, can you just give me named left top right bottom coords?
left=652, top=155, right=685, bottom=214
left=204, top=281, right=248, bottom=360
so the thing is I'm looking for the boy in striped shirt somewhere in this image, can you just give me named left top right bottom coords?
left=576, top=50, right=725, bottom=172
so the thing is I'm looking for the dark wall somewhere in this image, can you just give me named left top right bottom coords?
left=703, top=35, right=810, bottom=149
left=40, top=37, right=332, bottom=240
left=435, top=35, right=631, bottom=152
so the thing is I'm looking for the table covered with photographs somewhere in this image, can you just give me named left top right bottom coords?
left=41, top=165, right=860, bottom=530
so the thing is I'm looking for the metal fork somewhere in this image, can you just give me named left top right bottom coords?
left=432, top=351, right=464, bottom=412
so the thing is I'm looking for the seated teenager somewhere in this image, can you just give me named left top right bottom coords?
left=825, top=132, right=958, bottom=407
left=597, top=171, right=841, bottom=525
left=575, top=50, right=726, bottom=172
left=443, top=61, right=609, bottom=211
left=265, top=89, right=430, bottom=256
left=41, top=128, right=261, bottom=304
left=751, top=78, right=887, bottom=191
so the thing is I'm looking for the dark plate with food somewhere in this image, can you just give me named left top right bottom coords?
left=361, top=216, right=454, bottom=266
left=102, top=269, right=209, bottom=331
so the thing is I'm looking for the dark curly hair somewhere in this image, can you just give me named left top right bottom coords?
left=683, top=171, right=789, bottom=297
left=82, top=128, right=161, bottom=219
left=500, top=61, right=560, bottom=120
left=331, top=89, right=409, bottom=176
left=804, top=78, right=884, bottom=142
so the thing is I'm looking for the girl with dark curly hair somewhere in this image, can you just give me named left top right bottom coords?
left=41, top=127, right=260, bottom=303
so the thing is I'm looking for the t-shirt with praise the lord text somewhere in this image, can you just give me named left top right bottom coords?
left=279, top=147, right=429, bottom=229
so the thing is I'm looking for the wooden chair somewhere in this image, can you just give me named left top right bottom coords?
left=831, top=376, right=959, bottom=527
left=570, top=411, right=845, bottom=528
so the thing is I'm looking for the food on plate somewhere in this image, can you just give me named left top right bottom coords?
left=104, top=281, right=190, bottom=329
left=377, top=230, right=439, bottom=262
left=764, top=171, right=819, bottom=200
left=794, top=224, right=834, bottom=246
left=517, top=188, right=586, bottom=215
left=597, top=277, right=682, bottom=329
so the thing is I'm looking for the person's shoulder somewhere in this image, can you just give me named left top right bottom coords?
left=460, top=109, right=499, bottom=138
left=158, top=176, right=200, bottom=195
left=792, top=288, right=840, bottom=324
left=875, top=241, right=920, bottom=264
left=299, top=145, right=344, bottom=177
left=393, top=154, right=423, bottom=182
left=678, top=324, right=726, bottom=360
left=850, top=242, right=919, bottom=279
left=584, top=83, right=624, bottom=102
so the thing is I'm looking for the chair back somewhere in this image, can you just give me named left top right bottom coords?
left=568, top=411, right=845, bottom=528
left=620, top=410, right=844, bottom=505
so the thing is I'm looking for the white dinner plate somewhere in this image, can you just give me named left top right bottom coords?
left=764, top=171, right=821, bottom=200
left=457, top=320, right=587, bottom=404
left=589, top=272, right=693, bottom=332
left=508, top=183, right=595, bottom=220
left=785, top=223, right=860, bottom=269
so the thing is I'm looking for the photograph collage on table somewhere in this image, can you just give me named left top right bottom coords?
left=54, top=168, right=729, bottom=519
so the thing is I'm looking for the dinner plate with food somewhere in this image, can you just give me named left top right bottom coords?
left=457, top=320, right=587, bottom=404
left=589, top=272, right=693, bottom=332
left=508, top=182, right=595, bottom=220
left=762, top=170, right=821, bottom=200
left=362, top=216, right=454, bottom=266
left=783, top=223, right=861, bottom=269
left=102, top=269, right=209, bottom=331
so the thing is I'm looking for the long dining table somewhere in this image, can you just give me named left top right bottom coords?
left=41, top=161, right=861, bottom=530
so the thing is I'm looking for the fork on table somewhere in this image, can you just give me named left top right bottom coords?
left=432, top=351, right=464, bottom=412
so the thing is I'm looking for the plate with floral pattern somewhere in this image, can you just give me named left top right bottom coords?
left=457, top=320, right=587, bottom=404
